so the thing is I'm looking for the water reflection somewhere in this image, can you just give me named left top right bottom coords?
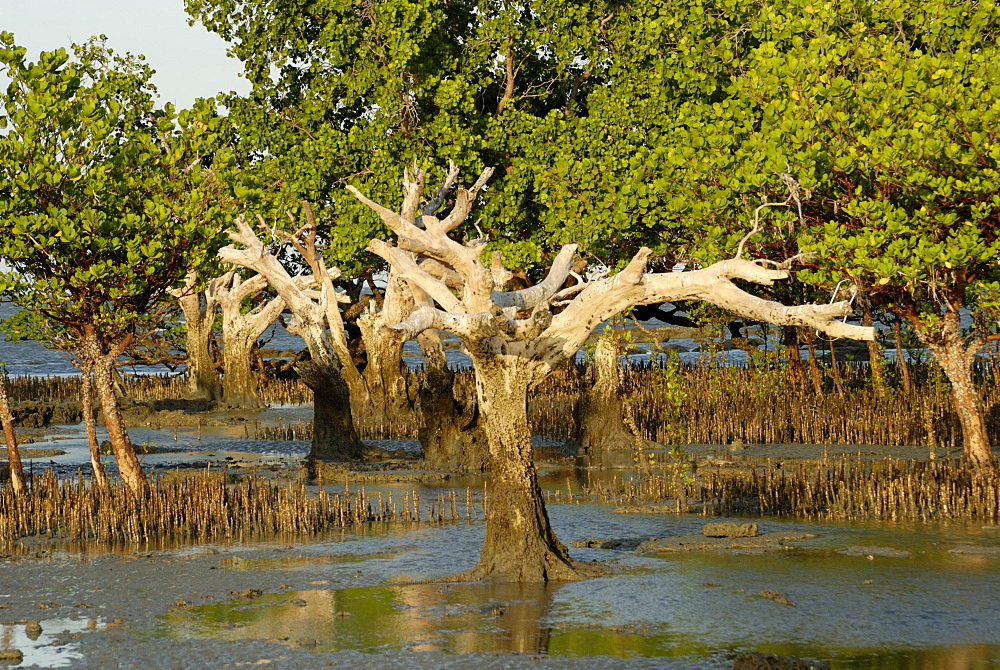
left=0, top=617, right=106, bottom=667
left=161, top=576, right=1000, bottom=668
left=164, top=582, right=562, bottom=655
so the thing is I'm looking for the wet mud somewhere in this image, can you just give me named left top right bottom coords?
left=4, top=406, right=1000, bottom=667
left=3, top=502, right=1000, bottom=668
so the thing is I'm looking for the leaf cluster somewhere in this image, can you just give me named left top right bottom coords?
left=0, top=34, right=240, bottom=350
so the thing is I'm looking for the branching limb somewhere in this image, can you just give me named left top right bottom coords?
left=388, top=305, right=500, bottom=344
left=735, top=199, right=788, bottom=259
left=367, top=239, right=464, bottom=313
left=351, top=166, right=497, bottom=312
left=219, top=213, right=353, bottom=378
left=546, top=253, right=873, bottom=365
left=492, top=244, right=578, bottom=310
left=490, top=251, right=514, bottom=289
left=421, top=160, right=461, bottom=218
left=734, top=172, right=806, bottom=259
left=439, top=168, right=494, bottom=233
left=420, top=258, right=465, bottom=291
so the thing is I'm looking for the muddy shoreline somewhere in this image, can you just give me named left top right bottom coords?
left=3, top=508, right=1000, bottom=668
left=4, top=401, right=1000, bottom=667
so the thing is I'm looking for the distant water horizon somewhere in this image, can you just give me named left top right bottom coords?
left=0, top=302, right=304, bottom=378
left=3, top=299, right=887, bottom=383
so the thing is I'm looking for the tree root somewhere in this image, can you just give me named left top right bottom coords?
left=435, top=555, right=607, bottom=584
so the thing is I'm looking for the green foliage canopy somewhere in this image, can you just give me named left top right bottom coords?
left=0, top=34, right=237, bottom=352
left=187, top=0, right=739, bottom=273
left=651, top=1, right=1000, bottom=336
left=188, top=0, right=1000, bottom=318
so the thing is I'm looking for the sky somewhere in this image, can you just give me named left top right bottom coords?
left=0, top=0, right=250, bottom=109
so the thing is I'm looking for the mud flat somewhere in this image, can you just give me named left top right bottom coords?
left=4, top=400, right=1000, bottom=667
left=4, top=502, right=1000, bottom=668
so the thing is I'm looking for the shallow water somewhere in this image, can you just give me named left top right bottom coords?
left=5, top=410, right=1000, bottom=666
left=128, top=500, right=1000, bottom=668
left=3, top=492, right=1000, bottom=667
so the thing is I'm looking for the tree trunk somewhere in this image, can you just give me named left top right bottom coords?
left=802, top=328, right=824, bottom=395
left=782, top=326, right=805, bottom=387
left=218, top=276, right=285, bottom=409
left=904, top=297, right=996, bottom=468
left=893, top=317, right=913, bottom=394
left=79, top=366, right=108, bottom=488
left=926, top=338, right=995, bottom=468
left=574, top=339, right=657, bottom=461
left=353, top=318, right=411, bottom=431
left=178, top=289, right=221, bottom=401
left=85, top=332, right=148, bottom=494
left=458, top=356, right=578, bottom=582
left=828, top=339, right=844, bottom=396
left=221, top=326, right=262, bottom=408
left=861, top=303, right=887, bottom=395
left=418, top=367, right=490, bottom=472
left=415, top=331, right=490, bottom=472
left=0, top=369, right=26, bottom=495
left=296, top=360, right=365, bottom=461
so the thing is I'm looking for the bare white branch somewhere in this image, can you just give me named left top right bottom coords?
left=492, top=244, right=578, bottom=310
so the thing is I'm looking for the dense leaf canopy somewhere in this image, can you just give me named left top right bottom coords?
left=186, top=0, right=752, bottom=273
left=0, top=34, right=236, bottom=349
left=676, top=1, right=1000, bottom=338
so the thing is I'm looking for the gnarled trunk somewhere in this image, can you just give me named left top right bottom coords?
left=459, top=356, right=577, bottom=582
left=219, top=276, right=285, bottom=409
left=220, top=213, right=366, bottom=456
left=178, top=289, right=220, bottom=401
left=574, top=339, right=657, bottom=461
left=297, top=360, right=364, bottom=461
left=0, top=368, right=26, bottom=495
left=419, top=366, right=490, bottom=472
left=79, top=365, right=108, bottom=488
left=906, top=298, right=995, bottom=468
left=221, top=324, right=262, bottom=408
left=171, top=271, right=224, bottom=402
left=352, top=317, right=411, bottom=429
left=85, top=332, right=148, bottom=494
left=927, top=338, right=994, bottom=468
left=351, top=162, right=875, bottom=584
left=417, top=331, right=489, bottom=472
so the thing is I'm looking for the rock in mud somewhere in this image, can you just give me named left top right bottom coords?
left=636, top=531, right=813, bottom=555
left=948, top=546, right=1000, bottom=557
left=11, top=401, right=83, bottom=428
left=733, top=651, right=829, bottom=669
left=703, top=522, right=759, bottom=538
left=570, top=538, right=646, bottom=550
left=0, top=648, right=24, bottom=664
left=836, top=546, right=911, bottom=558
left=759, top=590, right=796, bottom=607
left=24, top=619, right=42, bottom=640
